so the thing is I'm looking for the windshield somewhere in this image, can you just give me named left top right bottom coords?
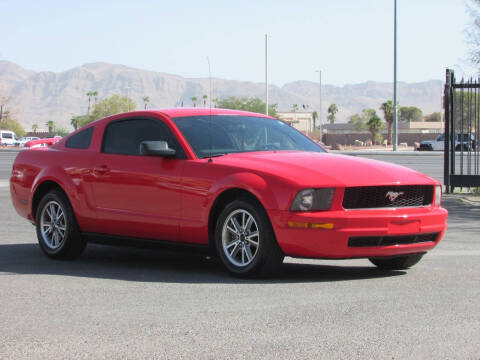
left=172, top=115, right=324, bottom=158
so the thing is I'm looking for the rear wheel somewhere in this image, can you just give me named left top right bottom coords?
left=35, top=189, right=86, bottom=260
left=215, top=198, right=284, bottom=278
left=369, top=253, right=424, bottom=270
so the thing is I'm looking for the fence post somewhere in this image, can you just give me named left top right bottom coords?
left=444, top=69, right=451, bottom=193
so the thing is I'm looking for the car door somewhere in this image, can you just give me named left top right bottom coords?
left=88, top=117, right=186, bottom=241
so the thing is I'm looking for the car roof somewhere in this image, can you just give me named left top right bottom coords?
left=104, top=108, right=274, bottom=120
left=157, top=108, right=274, bottom=119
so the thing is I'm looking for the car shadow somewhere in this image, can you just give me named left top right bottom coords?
left=0, top=243, right=405, bottom=284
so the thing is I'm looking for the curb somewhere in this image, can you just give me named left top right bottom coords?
left=0, top=148, right=22, bottom=153
left=330, top=150, right=443, bottom=156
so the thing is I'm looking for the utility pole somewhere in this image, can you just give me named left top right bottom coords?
left=265, top=34, right=269, bottom=116
left=315, top=70, right=322, bottom=133
left=393, top=0, right=398, bottom=151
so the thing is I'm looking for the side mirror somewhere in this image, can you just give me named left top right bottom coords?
left=139, top=141, right=176, bottom=157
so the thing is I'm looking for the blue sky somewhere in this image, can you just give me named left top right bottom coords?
left=0, top=0, right=475, bottom=85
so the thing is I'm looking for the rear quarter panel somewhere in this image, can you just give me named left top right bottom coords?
left=10, top=148, right=97, bottom=228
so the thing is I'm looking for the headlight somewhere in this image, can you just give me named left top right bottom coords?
left=290, top=188, right=335, bottom=211
left=435, top=185, right=442, bottom=206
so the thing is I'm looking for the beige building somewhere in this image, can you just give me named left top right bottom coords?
left=277, top=112, right=314, bottom=133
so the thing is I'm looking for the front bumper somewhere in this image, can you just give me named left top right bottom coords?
left=268, top=206, right=448, bottom=259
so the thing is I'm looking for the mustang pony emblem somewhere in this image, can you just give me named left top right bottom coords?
left=385, top=191, right=405, bottom=202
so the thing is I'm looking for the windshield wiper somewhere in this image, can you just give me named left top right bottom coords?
left=200, top=153, right=228, bottom=159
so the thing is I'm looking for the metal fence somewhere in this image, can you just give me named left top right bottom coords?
left=444, top=69, right=480, bottom=193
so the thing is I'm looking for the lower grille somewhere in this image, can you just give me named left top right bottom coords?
left=348, top=233, right=439, bottom=247
left=343, top=185, right=434, bottom=209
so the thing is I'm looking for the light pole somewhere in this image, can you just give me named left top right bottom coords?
left=315, top=70, right=322, bottom=133
left=393, top=0, right=398, bottom=151
left=265, top=34, right=269, bottom=116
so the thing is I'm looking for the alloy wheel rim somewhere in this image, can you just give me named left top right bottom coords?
left=40, top=200, right=67, bottom=250
left=222, top=209, right=260, bottom=267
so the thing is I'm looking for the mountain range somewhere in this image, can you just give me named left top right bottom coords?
left=0, top=60, right=443, bottom=132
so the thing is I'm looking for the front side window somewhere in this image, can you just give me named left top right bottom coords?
left=172, top=115, right=324, bottom=158
left=102, top=118, right=185, bottom=158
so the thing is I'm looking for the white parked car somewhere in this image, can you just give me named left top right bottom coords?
left=15, top=136, right=40, bottom=147
left=420, top=134, right=477, bottom=151
left=0, top=130, right=17, bottom=146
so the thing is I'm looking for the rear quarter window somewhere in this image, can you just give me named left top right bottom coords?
left=66, top=127, right=94, bottom=149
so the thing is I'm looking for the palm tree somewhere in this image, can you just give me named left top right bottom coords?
left=327, top=104, right=339, bottom=124
left=191, top=96, right=198, bottom=107
left=380, top=100, right=394, bottom=145
left=46, top=120, right=54, bottom=134
left=142, top=96, right=150, bottom=110
left=93, top=91, right=99, bottom=105
left=32, top=124, right=38, bottom=134
left=70, top=116, right=79, bottom=131
left=366, top=111, right=384, bottom=145
left=86, top=91, right=94, bottom=114
left=212, top=98, right=218, bottom=108
left=202, top=94, right=208, bottom=107
left=292, top=104, right=299, bottom=113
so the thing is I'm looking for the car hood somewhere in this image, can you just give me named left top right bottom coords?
left=214, top=151, right=436, bottom=187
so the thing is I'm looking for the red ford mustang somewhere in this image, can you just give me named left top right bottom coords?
left=10, top=108, right=448, bottom=277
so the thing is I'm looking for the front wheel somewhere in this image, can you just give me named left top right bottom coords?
left=369, top=253, right=424, bottom=270
left=35, top=189, right=86, bottom=260
left=215, top=198, right=284, bottom=278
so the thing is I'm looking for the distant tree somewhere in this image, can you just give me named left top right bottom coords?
left=217, top=96, right=278, bottom=117
left=312, top=110, right=318, bottom=129
left=349, top=108, right=385, bottom=144
left=425, top=112, right=442, bottom=122
left=32, top=123, right=38, bottom=134
left=0, top=95, right=12, bottom=128
left=212, top=98, right=218, bottom=108
left=366, top=112, right=384, bottom=145
left=191, top=96, right=198, bottom=107
left=142, top=96, right=150, bottom=110
left=79, top=94, right=136, bottom=127
left=202, top=94, right=208, bottom=107
left=86, top=91, right=94, bottom=114
left=46, top=120, right=55, bottom=134
left=380, top=100, right=394, bottom=145
left=0, top=112, right=25, bottom=137
left=92, top=91, right=99, bottom=105
left=327, top=103, right=339, bottom=124
left=467, top=0, right=480, bottom=66
left=292, top=104, right=299, bottom=113
left=70, top=116, right=81, bottom=130
left=399, top=106, right=423, bottom=122
left=55, top=128, right=70, bottom=137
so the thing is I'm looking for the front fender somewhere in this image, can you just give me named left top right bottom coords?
left=208, top=171, right=280, bottom=211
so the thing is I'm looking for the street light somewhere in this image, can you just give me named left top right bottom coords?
left=315, top=70, right=322, bottom=133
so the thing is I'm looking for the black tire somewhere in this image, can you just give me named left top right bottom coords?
left=35, top=189, right=86, bottom=260
left=369, top=253, right=424, bottom=270
left=214, top=198, right=284, bottom=278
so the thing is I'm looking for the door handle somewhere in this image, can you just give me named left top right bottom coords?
left=93, top=165, right=109, bottom=175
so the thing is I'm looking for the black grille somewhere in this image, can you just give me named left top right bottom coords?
left=348, top=233, right=439, bottom=247
left=343, top=185, right=434, bottom=209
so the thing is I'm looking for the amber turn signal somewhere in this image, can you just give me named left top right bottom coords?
left=288, top=221, right=334, bottom=230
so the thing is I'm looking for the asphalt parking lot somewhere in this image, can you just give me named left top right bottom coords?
left=1, top=150, right=479, bottom=359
